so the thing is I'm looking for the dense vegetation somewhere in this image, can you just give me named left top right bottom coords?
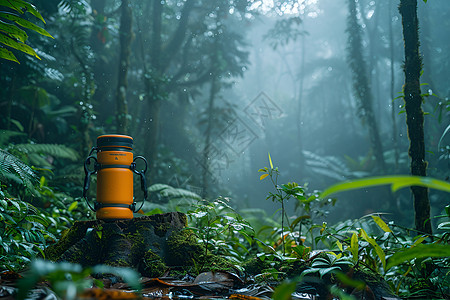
left=1, top=0, right=449, bottom=299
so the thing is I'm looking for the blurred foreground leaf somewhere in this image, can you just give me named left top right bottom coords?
left=386, top=244, right=450, bottom=270
left=320, top=176, right=450, bottom=199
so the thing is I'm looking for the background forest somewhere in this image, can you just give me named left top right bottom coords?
left=0, top=0, right=449, bottom=299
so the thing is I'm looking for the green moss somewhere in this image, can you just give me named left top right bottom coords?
left=139, top=250, right=167, bottom=278
left=106, top=258, right=132, bottom=268
left=152, top=242, right=161, bottom=250
left=242, top=257, right=273, bottom=276
left=242, top=255, right=308, bottom=282
left=165, top=229, right=234, bottom=275
left=44, top=221, right=95, bottom=261
left=166, top=229, right=204, bottom=266
left=154, top=222, right=171, bottom=237
left=128, top=232, right=145, bottom=256
left=198, top=253, right=234, bottom=273
left=280, top=259, right=308, bottom=278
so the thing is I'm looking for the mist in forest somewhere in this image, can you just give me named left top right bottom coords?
left=1, top=0, right=449, bottom=229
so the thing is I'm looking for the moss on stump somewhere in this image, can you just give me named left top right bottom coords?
left=44, top=212, right=219, bottom=277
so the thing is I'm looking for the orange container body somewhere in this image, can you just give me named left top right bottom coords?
left=96, top=149, right=134, bottom=219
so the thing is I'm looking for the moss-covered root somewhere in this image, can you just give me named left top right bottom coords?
left=44, top=220, right=98, bottom=261
left=165, top=229, right=234, bottom=274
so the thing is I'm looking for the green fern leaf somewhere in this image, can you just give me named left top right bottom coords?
left=12, top=144, right=79, bottom=161
left=148, top=183, right=201, bottom=201
left=0, top=149, right=38, bottom=190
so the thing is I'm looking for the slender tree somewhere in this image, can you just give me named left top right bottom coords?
left=346, top=0, right=387, bottom=174
left=201, top=65, right=219, bottom=198
left=115, top=0, right=132, bottom=134
left=140, top=0, right=196, bottom=174
left=399, top=0, right=432, bottom=235
left=388, top=1, right=399, bottom=171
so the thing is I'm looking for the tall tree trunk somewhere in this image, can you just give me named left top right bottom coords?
left=346, top=0, right=387, bottom=174
left=399, top=0, right=432, bottom=235
left=142, top=0, right=195, bottom=178
left=388, top=1, right=399, bottom=172
left=296, top=30, right=306, bottom=176
left=90, top=0, right=114, bottom=127
left=201, top=74, right=219, bottom=198
left=116, top=0, right=133, bottom=134
left=143, top=0, right=163, bottom=175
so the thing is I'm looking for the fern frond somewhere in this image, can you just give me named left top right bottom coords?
left=12, top=144, right=80, bottom=161
left=303, top=150, right=353, bottom=180
left=0, top=149, right=38, bottom=189
left=148, top=183, right=201, bottom=201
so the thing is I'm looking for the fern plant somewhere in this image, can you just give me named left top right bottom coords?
left=0, top=0, right=53, bottom=63
left=8, top=143, right=79, bottom=168
left=0, top=149, right=38, bottom=192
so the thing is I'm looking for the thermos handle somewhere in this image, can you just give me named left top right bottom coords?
left=130, top=156, right=148, bottom=213
left=83, top=155, right=99, bottom=212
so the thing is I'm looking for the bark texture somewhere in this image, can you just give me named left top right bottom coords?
left=399, top=0, right=432, bottom=235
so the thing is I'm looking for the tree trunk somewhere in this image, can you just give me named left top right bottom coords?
left=115, top=0, right=133, bottom=134
left=296, top=30, right=306, bottom=176
left=201, top=74, right=219, bottom=198
left=346, top=0, right=387, bottom=174
left=388, top=1, right=399, bottom=172
left=142, top=0, right=163, bottom=175
left=399, top=0, right=432, bottom=235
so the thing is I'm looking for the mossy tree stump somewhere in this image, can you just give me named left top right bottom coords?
left=44, top=212, right=211, bottom=277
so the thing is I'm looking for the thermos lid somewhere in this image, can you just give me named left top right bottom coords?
left=97, top=134, right=133, bottom=149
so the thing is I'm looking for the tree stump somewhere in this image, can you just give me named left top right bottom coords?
left=44, top=212, right=213, bottom=277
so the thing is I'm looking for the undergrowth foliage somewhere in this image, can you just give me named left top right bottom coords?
left=0, top=138, right=89, bottom=271
left=1, top=151, right=449, bottom=299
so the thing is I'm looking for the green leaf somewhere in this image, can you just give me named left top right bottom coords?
left=0, top=12, right=53, bottom=38
left=335, top=272, right=365, bottom=290
left=329, top=285, right=358, bottom=300
left=438, top=124, right=450, bottom=150
left=0, top=21, right=28, bottom=42
left=320, top=176, right=450, bottom=199
left=68, top=201, right=78, bottom=212
left=336, top=240, right=343, bottom=252
left=290, top=215, right=310, bottom=230
left=386, top=243, right=450, bottom=270
left=272, top=280, right=297, bottom=300
left=0, top=33, right=40, bottom=59
left=144, top=208, right=164, bottom=215
left=359, top=228, right=386, bottom=270
left=9, top=119, right=24, bottom=131
left=318, top=266, right=341, bottom=278
left=437, top=221, right=450, bottom=230
left=350, top=232, right=358, bottom=262
left=413, top=235, right=427, bottom=246
left=0, top=0, right=46, bottom=23
left=92, top=265, right=141, bottom=291
left=371, top=216, right=392, bottom=233
left=0, top=46, right=19, bottom=63
left=268, top=152, right=273, bottom=169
